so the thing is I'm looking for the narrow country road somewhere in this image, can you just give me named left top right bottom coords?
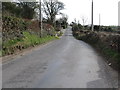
left=2, top=27, right=118, bottom=88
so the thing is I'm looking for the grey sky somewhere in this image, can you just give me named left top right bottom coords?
left=57, top=0, right=119, bottom=26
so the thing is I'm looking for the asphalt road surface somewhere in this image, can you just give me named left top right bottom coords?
left=2, top=27, right=118, bottom=88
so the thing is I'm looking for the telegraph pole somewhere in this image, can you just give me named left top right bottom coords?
left=91, top=0, right=94, bottom=31
left=39, top=0, right=42, bottom=37
left=118, top=1, right=120, bottom=30
left=99, top=14, right=101, bottom=31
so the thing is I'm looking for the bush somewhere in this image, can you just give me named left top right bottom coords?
left=2, top=16, right=28, bottom=42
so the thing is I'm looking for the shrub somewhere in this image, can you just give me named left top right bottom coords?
left=2, top=16, right=28, bottom=42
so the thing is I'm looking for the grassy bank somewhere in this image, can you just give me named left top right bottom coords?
left=73, top=30, right=120, bottom=71
left=1, top=31, right=57, bottom=56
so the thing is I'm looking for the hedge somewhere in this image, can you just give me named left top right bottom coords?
left=2, top=16, right=28, bottom=42
left=73, top=30, right=120, bottom=70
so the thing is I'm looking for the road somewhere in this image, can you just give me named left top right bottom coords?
left=2, top=27, right=118, bottom=88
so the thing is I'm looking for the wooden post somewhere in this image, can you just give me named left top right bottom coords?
left=39, top=0, right=42, bottom=37
left=91, top=0, right=94, bottom=31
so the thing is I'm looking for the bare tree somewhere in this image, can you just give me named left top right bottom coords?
left=81, top=16, right=87, bottom=30
left=42, top=0, right=64, bottom=26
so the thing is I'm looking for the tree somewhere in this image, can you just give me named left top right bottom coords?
left=78, top=22, right=82, bottom=30
left=55, top=14, right=68, bottom=30
left=2, top=2, right=38, bottom=19
left=17, top=2, right=38, bottom=19
left=60, top=14, right=68, bottom=29
left=42, top=0, right=65, bottom=26
left=2, top=2, right=17, bottom=16
left=81, top=16, right=87, bottom=30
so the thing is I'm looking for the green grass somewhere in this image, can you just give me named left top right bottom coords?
left=102, top=47, right=120, bottom=61
left=1, top=31, right=57, bottom=56
left=23, top=32, right=56, bottom=47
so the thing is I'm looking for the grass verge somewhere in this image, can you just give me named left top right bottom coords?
left=1, top=31, right=57, bottom=56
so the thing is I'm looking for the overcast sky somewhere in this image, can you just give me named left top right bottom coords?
left=56, top=0, right=119, bottom=26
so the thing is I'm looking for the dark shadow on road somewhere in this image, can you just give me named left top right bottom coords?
left=64, top=34, right=73, bottom=36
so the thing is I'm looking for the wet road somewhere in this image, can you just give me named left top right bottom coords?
left=2, top=27, right=118, bottom=88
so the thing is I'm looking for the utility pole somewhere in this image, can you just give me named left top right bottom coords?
left=118, top=1, right=120, bottom=30
left=91, top=0, right=94, bottom=31
left=39, top=0, right=42, bottom=37
left=99, top=14, right=101, bottom=31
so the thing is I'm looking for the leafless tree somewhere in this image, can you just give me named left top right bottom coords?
left=42, top=0, right=64, bottom=26
left=81, top=16, right=87, bottom=30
